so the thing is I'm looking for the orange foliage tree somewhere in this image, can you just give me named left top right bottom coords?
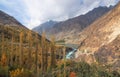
left=69, top=72, right=76, bottom=77
left=0, top=53, right=7, bottom=66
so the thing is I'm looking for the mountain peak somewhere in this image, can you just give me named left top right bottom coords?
left=41, top=20, right=57, bottom=26
left=32, top=20, right=58, bottom=35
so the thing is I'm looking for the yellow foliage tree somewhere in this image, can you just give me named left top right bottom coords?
left=9, top=68, right=24, bottom=77
left=19, top=31, right=23, bottom=67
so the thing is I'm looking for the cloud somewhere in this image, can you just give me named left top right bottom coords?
left=101, top=0, right=119, bottom=6
left=0, top=0, right=119, bottom=29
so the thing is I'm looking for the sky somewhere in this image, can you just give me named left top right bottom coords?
left=0, top=0, right=119, bottom=29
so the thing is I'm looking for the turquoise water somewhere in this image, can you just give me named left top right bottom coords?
left=66, top=49, right=77, bottom=59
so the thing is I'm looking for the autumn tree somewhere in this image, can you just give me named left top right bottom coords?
left=10, top=32, right=14, bottom=66
left=63, top=47, right=66, bottom=77
left=27, top=30, right=33, bottom=68
left=35, top=33, right=39, bottom=77
left=19, top=31, right=23, bottom=67
left=1, top=32, right=4, bottom=54
left=69, top=72, right=76, bottom=77
left=44, top=39, right=48, bottom=72
left=0, top=53, right=7, bottom=66
left=41, top=32, right=46, bottom=72
left=50, top=36, right=56, bottom=69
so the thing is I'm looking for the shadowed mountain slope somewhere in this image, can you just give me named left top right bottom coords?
left=48, top=6, right=112, bottom=41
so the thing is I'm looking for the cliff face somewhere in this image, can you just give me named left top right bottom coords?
left=77, top=2, right=120, bottom=52
left=75, top=2, right=120, bottom=70
left=95, top=35, right=120, bottom=70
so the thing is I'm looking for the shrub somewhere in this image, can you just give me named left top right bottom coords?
left=0, top=66, right=9, bottom=77
left=9, top=68, right=35, bottom=77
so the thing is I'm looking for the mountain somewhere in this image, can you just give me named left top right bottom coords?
left=32, top=20, right=58, bottom=35
left=0, top=10, right=44, bottom=42
left=0, top=10, right=60, bottom=77
left=46, top=6, right=112, bottom=42
left=75, top=2, right=120, bottom=70
left=0, top=10, right=29, bottom=39
left=0, top=10, right=26, bottom=28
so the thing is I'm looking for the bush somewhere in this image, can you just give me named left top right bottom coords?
left=9, top=68, right=35, bottom=77
left=0, top=66, right=9, bottom=77
left=76, top=62, right=96, bottom=77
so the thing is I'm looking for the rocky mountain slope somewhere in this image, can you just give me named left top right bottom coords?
left=0, top=10, right=26, bottom=28
left=0, top=10, right=44, bottom=42
left=75, top=2, right=120, bottom=71
left=49, top=6, right=112, bottom=41
left=0, top=10, right=28, bottom=38
left=33, top=20, right=57, bottom=35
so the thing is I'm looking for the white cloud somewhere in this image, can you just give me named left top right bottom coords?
left=101, top=0, right=119, bottom=7
left=0, top=0, right=119, bottom=29
left=22, top=0, right=83, bottom=29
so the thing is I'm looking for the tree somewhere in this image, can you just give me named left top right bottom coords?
left=50, top=36, right=56, bottom=68
left=10, top=32, right=14, bottom=66
left=1, top=32, right=4, bottom=54
left=69, top=72, right=76, bottom=77
left=35, top=33, right=39, bottom=77
left=0, top=53, right=7, bottom=66
left=19, top=31, right=23, bottom=67
left=27, top=30, right=33, bottom=63
left=41, top=32, right=45, bottom=73
left=63, top=47, right=66, bottom=77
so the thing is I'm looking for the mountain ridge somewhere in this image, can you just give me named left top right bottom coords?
left=33, top=6, right=112, bottom=42
left=0, top=10, right=26, bottom=28
left=32, top=20, right=58, bottom=35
